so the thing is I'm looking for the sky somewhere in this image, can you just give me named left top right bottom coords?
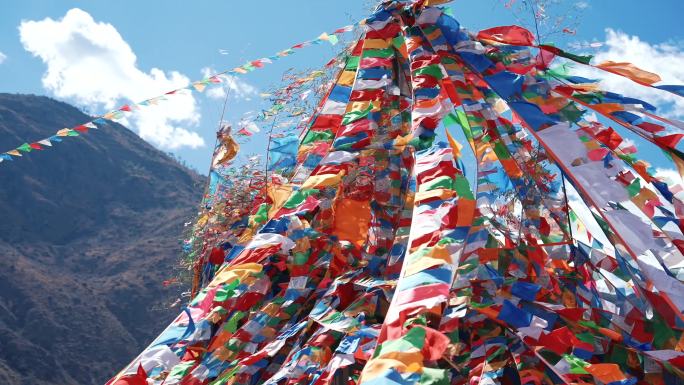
left=0, top=0, right=683, bottom=174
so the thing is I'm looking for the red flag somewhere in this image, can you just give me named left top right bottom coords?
left=209, top=247, right=225, bottom=265
left=588, top=148, right=609, bottom=161
left=417, top=325, right=450, bottom=361
left=237, top=128, right=252, bottom=136
left=593, top=127, right=622, bottom=150
left=637, top=121, right=665, bottom=133
left=655, top=133, right=684, bottom=149
left=112, top=364, right=147, bottom=385
left=538, top=217, right=551, bottom=236
left=477, top=25, right=536, bottom=46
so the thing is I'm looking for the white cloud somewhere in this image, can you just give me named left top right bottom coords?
left=655, top=168, right=682, bottom=185
left=573, top=29, right=684, bottom=119
left=201, top=67, right=257, bottom=101
left=622, top=137, right=637, bottom=149
left=0, top=51, right=6, bottom=64
left=241, top=121, right=260, bottom=133
left=19, top=8, right=204, bottom=149
left=574, top=1, right=590, bottom=10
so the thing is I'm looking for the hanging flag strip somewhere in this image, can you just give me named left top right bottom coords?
left=108, top=1, right=684, bottom=385
left=0, top=22, right=359, bottom=165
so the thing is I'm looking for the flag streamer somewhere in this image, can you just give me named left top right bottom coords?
left=0, top=22, right=359, bottom=165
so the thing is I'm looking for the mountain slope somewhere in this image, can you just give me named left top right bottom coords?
left=0, top=94, right=204, bottom=385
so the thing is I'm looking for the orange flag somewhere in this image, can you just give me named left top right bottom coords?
left=333, top=198, right=371, bottom=247
left=585, top=363, right=627, bottom=383
left=445, top=128, right=463, bottom=160
left=596, top=61, right=661, bottom=85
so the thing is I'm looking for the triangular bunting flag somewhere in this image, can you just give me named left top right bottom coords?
left=16, top=143, right=32, bottom=152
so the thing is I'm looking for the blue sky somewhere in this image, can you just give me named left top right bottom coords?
left=0, top=0, right=683, bottom=172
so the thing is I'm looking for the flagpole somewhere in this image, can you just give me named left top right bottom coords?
left=264, top=116, right=278, bottom=180
left=190, top=87, right=231, bottom=298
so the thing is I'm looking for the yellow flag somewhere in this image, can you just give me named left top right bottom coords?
left=192, top=82, right=207, bottom=93
left=301, top=172, right=344, bottom=189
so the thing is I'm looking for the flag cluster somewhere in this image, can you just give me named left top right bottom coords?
left=109, top=1, right=684, bottom=385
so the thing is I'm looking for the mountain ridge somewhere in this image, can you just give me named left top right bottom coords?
left=0, top=93, right=204, bottom=385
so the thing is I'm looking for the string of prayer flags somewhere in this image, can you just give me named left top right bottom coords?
left=0, top=22, right=359, bottom=165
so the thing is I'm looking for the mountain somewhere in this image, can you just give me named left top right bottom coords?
left=0, top=94, right=205, bottom=385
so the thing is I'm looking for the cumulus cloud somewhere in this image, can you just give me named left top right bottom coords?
left=201, top=67, right=257, bottom=101
left=0, top=51, right=6, bottom=64
left=573, top=29, right=684, bottom=119
left=19, top=8, right=205, bottom=149
left=655, top=168, right=682, bottom=185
